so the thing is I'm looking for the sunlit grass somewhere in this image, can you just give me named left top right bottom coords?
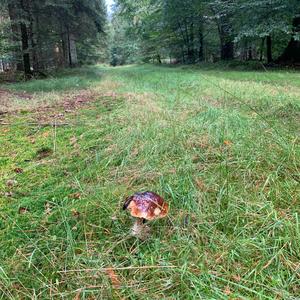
left=0, top=64, right=299, bottom=299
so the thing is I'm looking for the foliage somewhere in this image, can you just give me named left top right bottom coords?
left=0, top=0, right=108, bottom=75
left=110, top=0, right=300, bottom=65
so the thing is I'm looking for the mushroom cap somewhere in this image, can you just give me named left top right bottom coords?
left=123, top=191, right=169, bottom=221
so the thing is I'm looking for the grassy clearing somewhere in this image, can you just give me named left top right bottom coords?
left=0, top=64, right=299, bottom=299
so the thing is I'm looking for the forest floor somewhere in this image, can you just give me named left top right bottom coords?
left=0, top=64, right=299, bottom=299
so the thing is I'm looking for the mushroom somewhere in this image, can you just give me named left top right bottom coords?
left=123, top=191, right=169, bottom=238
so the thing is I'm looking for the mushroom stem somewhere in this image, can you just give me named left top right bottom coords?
left=131, top=218, right=149, bottom=239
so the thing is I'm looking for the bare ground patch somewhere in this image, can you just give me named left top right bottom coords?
left=0, top=88, right=123, bottom=125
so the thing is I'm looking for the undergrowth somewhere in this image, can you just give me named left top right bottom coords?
left=0, top=64, right=299, bottom=299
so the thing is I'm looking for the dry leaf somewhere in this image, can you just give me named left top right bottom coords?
left=224, top=140, right=232, bottom=146
left=19, top=207, right=29, bottom=214
left=45, top=202, right=52, bottom=215
left=131, top=148, right=139, bottom=157
left=6, top=179, right=17, bottom=187
left=69, top=192, right=81, bottom=200
left=105, top=268, right=121, bottom=288
left=169, top=168, right=176, bottom=174
left=232, top=274, right=241, bottom=282
left=70, top=136, right=78, bottom=146
left=42, top=131, right=50, bottom=138
left=224, top=286, right=231, bottom=295
left=14, top=168, right=23, bottom=174
left=195, top=178, right=206, bottom=191
left=30, top=138, right=36, bottom=144
left=71, top=209, right=80, bottom=218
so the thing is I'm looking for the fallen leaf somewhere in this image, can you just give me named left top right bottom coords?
left=169, top=168, right=176, bottom=174
left=70, top=136, right=78, bottom=146
left=105, top=268, right=121, bottom=288
left=71, top=209, right=80, bottom=218
left=6, top=179, right=17, bottom=187
left=45, top=202, right=52, bottom=215
left=224, top=140, right=232, bottom=146
left=195, top=178, right=206, bottom=191
left=103, top=228, right=111, bottom=235
left=131, top=148, right=139, bottom=157
left=14, top=168, right=23, bottom=174
left=69, top=192, right=81, bottom=200
left=29, top=137, right=36, bottom=144
left=42, top=131, right=50, bottom=138
left=232, top=274, right=241, bottom=282
left=192, top=155, right=200, bottom=163
left=19, top=207, right=29, bottom=214
left=224, top=286, right=231, bottom=295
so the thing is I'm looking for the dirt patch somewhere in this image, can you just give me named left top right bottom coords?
left=0, top=88, right=33, bottom=100
left=36, top=147, right=53, bottom=160
left=0, top=89, right=121, bottom=124
left=0, top=89, right=33, bottom=114
left=62, top=90, right=102, bottom=111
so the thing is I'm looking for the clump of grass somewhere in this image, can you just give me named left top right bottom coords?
left=0, top=64, right=299, bottom=299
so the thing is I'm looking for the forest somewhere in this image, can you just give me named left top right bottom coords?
left=0, top=0, right=300, bottom=76
left=0, top=1, right=300, bottom=299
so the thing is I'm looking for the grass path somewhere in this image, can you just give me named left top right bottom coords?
left=0, top=65, right=299, bottom=299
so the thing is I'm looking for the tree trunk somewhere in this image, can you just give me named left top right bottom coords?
left=266, top=35, right=272, bottom=63
left=260, top=37, right=265, bottom=61
left=61, top=30, right=69, bottom=67
left=218, top=22, right=234, bottom=60
left=221, top=40, right=234, bottom=60
left=7, top=3, right=23, bottom=71
left=20, top=22, right=31, bottom=77
left=187, top=21, right=195, bottom=63
left=156, top=54, right=162, bottom=64
left=66, top=27, right=78, bottom=67
left=210, top=3, right=234, bottom=60
left=28, top=20, right=38, bottom=71
left=30, top=0, right=43, bottom=71
left=277, top=16, right=300, bottom=63
left=198, top=28, right=204, bottom=61
left=21, top=0, right=39, bottom=71
left=19, top=0, right=32, bottom=77
left=248, top=46, right=253, bottom=60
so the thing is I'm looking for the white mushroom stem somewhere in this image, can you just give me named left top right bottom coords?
left=131, top=218, right=150, bottom=239
left=131, top=218, right=144, bottom=236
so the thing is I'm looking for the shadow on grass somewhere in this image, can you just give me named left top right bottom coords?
left=6, top=66, right=104, bottom=93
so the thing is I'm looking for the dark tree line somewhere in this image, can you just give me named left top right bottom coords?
left=1, top=0, right=299, bottom=73
left=0, top=0, right=107, bottom=77
left=110, top=0, right=300, bottom=65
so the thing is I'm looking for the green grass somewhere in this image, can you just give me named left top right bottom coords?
left=0, top=64, right=299, bottom=299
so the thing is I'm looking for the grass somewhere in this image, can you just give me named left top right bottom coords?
left=0, top=64, right=299, bottom=299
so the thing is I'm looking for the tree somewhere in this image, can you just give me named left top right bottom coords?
left=1, top=0, right=107, bottom=77
left=278, top=14, right=300, bottom=63
left=234, top=0, right=299, bottom=63
left=210, top=0, right=235, bottom=60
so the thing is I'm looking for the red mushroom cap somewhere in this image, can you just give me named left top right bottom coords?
left=123, top=191, right=169, bottom=221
